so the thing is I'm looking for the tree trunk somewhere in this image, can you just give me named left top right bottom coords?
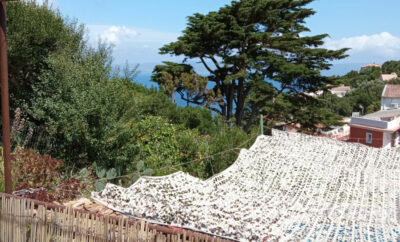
left=227, top=81, right=234, bottom=120
left=235, top=79, right=245, bottom=126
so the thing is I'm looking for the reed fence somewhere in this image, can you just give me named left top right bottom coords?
left=0, top=193, right=231, bottom=242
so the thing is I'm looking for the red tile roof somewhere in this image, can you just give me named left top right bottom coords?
left=360, top=63, right=381, bottom=70
left=382, top=85, right=400, bottom=98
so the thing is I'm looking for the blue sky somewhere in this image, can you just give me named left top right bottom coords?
left=40, top=0, right=400, bottom=74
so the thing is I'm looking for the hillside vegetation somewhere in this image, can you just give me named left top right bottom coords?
left=319, top=62, right=400, bottom=117
left=1, top=1, right=395, bottom=200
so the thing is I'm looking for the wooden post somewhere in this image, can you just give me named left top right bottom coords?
left=0, top=0, right=13, bottom=194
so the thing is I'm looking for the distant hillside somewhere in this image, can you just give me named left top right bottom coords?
left=321, top=63, right=371, bottom=76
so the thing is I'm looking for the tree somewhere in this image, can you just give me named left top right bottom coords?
left=345, top=79, right=384, bottom=115
left=6, top=1, right=84, bottom=109
left=340, top=67, right=381, bottom=88
left=154, top=0, right=348, bottom=126
left=382, top=60, right=400, bottom=74
left=27, top=44, right=138, bottom=167
left=358, top=66, right=381, bottom=79
left=151, top=62, right=208, bottom=105
left=319, top=92, right=353, bottom=117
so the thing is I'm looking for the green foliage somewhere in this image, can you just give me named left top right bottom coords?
left=94, top=167, right=118, bottom=191
left=6, top=1, right=85, bottom=109
left=319, top=79, right=384, bottom=116
left=359, top=67, right=381, bottom=80
left=345, top=80, right=384, bottom=114
left=151, top=62, right=208, bottom=104
left=257, top=92, right=342, bottom=131
left=318, top=61, right=396, bottom=118
left=166, top=107, right=214, bottom=134
left=382, top=60, right=400, bottom=74
left=27, top=44, right=138, bottom=167
left=132, top=160, right=154, bottom=183
left=339, top=67, right=382, bottom=87
left=201, top=120, right=256, bottom=177
left=319, top=92, right=353, bottom=116
left=123, top=116, right=181, bottom=175
left=175, top=118, right=257, bottom=178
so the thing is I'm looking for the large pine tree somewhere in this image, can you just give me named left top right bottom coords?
left=153, top=0, right=348, bottom=126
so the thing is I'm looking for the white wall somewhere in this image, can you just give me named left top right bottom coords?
left=381, top=97, right=400, bottom=110
left=383, top=132, right=392, bottom=148
left=394, top=132, right=400, bottom=147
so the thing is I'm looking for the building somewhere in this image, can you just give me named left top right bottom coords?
left=381, top=84, right=400, bottom=110
left=360, top=63, right=381, bottom=72
left=379, top=73, right=398, bottom=81
left=349, top=109, right=400, bottom=148
left=329, top=84, right=351, bottom=97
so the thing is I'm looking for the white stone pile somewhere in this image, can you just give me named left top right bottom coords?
left=92, top=130, right=400, bottom=241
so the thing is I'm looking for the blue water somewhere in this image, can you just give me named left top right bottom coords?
left=134, top=73, right=157, bottom=88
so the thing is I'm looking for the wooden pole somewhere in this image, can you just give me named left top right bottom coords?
left=0, top=1, right=12, bottom=194
left=260, top=115, right=263, bottom=135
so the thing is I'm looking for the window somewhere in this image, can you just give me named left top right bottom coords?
left=366, top=133, right=373, bottom=144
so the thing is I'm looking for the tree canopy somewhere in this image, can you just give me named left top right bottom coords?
left=7, top=1, right=85, bottom=109
left=153, top=0, right=348, bottom=127
left=382, top=60, right=400, bottom=74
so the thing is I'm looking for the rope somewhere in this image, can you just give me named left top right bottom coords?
left=13, top=129, right=261, bottom=196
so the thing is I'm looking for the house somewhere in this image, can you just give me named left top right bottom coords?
left=349, top=84, right=400, bottom=148
left=349, top=109, right=400, bottom=148
left=329, top=84, right=351, bottom=97
left=379, top=73, right=398, bottom=81
left=381, top=84, right=400, bottom=110
left=360, top=63, right=381, bottom=72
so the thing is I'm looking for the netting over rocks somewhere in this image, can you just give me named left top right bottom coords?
left=92, top=130, right=400, bottom=241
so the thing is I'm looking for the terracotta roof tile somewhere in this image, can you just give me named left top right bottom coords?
left=360, top=63, right=381, bottom=70
left=382, top=84, right=400, bottom=98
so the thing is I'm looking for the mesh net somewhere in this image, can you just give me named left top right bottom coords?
left=92, top=130, right=400, bottom=241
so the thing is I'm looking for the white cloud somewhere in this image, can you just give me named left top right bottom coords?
left=87, top=25, right=179, bottom=46
left=324, top=32, right=400, bottom=63
left=86, top=25, right=181, bottom=68
left=94, top=26, right=138, bottom=44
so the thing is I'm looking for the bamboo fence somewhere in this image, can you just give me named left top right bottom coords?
left=0, top=193, right=231, bottom=242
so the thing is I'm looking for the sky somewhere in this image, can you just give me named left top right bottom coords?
left=37, top=0, right=400, bottom=75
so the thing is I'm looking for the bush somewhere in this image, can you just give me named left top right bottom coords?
left=11, top=148, right=85, bottom=202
